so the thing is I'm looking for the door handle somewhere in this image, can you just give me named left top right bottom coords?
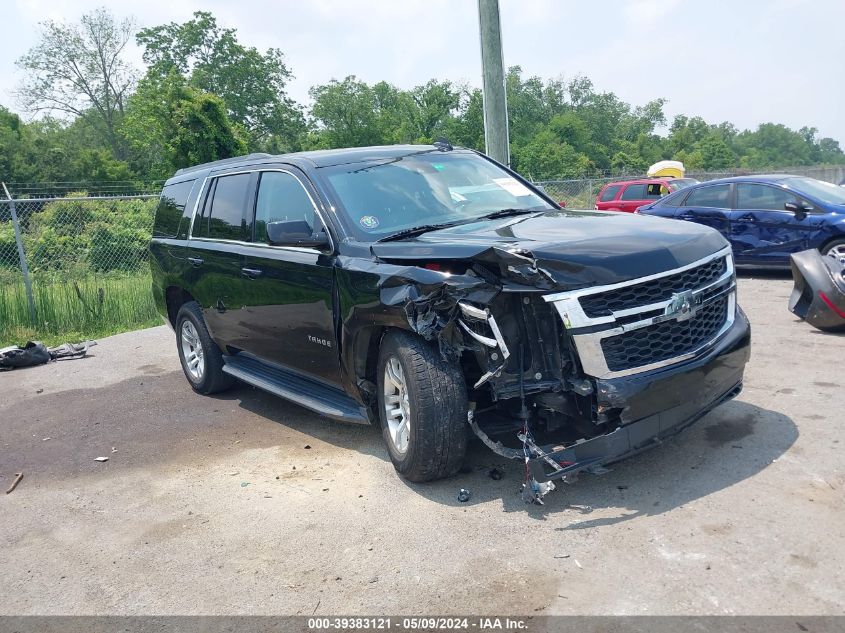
left=241, top=267, right=263, bottom=279
left=187, top=257, right=204, bottom=267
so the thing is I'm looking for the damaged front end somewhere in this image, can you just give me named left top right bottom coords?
left=358, top=240, right=750, bottom=503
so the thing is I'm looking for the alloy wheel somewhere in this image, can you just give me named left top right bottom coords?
left=826, top=243, right=845, bottom=262
left=383, top=357, right=411, bottom=454
left=180, top=320, right=205, bottom=381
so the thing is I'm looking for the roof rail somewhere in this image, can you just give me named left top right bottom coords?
left=174, top=153, right=274, bottom=176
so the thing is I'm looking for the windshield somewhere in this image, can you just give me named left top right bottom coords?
left=785, top=177, right=845, bottom=205
left=668, top=178, right=699, bottom=192
left=318, top=150, right=554, bottom=240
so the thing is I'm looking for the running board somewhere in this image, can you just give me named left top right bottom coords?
left=222, top=354, right=369, bottom=424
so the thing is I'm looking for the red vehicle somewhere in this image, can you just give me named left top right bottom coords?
left=595, top=178, right=698, bottom=213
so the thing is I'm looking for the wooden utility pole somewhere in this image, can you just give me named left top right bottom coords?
left=478, top=0, right=510, bottom=166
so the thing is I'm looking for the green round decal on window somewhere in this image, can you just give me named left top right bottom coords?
left=359, top=215, right=380, bottom=230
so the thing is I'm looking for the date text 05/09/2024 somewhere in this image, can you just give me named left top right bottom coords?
left=307, top=617, right=529, bottom=630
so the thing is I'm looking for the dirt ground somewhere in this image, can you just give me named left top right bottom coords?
left=1, top=273, right=843, bottom=615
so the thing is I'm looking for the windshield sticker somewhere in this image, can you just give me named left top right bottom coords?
left=359, top=215, right=380, bottom=230
left=493, top=177, right=532, bottom=197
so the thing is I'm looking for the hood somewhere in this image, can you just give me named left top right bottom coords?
left=370, top=209, right=729, bottom=289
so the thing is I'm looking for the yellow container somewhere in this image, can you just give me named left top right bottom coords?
left=647, top=160, right=685, bottom=179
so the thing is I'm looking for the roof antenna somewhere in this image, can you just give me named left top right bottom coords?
left=433, top=137, right=453, bottom=151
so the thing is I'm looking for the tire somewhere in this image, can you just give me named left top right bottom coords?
left=377, top=330, right=468, bottom=482
left=175, top=301, right=235, bottom=395
left=821, top=238, right=845, bottom=260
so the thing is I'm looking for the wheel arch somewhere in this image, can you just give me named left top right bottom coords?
left=819, top=234, right=845, bottom=255
left=351, top=324, right=386, bottom=388
left=165, top=286, right=196, bottom=328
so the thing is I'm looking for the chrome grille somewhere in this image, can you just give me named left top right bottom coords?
left=600, top=295, right=729, bottom=371
left=543, top=247, right=736, bottom=379
left=579, top=256, right=726, bottom=317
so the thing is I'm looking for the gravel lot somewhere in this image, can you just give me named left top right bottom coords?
left=1, top=273, right=843, bottom=615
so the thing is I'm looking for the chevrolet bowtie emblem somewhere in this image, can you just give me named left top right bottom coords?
left=665, top=290, right=696, bottom=321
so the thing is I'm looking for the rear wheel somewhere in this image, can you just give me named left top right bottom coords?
left=175, top=301, right=234, bottom=395
left=377, top=331, right=468, bottom=482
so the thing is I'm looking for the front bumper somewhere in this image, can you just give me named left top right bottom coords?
left=527, top=307, right=751, bottom=483
left=789, top=249, right=845, bottom=332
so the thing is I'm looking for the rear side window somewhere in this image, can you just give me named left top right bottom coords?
left=620, top=184, right=647, bottom=200
left=599, top=185, right=621, bottom=202
left=254, top=171, right=317, bottom=243
left=684, top=184, right=731, bottom=208
left=737, top=184, right=800, bottom=211
left=154, top=180, right=194, bottom=238
left=195, top=173, right=251, bottom=240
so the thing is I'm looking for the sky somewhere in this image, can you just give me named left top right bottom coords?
left=1, top=0, right=844, bottom=142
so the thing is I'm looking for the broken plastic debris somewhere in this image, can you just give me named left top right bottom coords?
left=522, top=477, right=555, bottom=505
left=94, top=456, right=109, bottom=462
left=457, top=488, right=471, bottom=502
left=6, top=472, right=23, bottom=494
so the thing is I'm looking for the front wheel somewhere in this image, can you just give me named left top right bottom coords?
left=377, top=331, right=468, bottom=482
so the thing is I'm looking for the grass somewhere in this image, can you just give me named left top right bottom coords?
left=0, top=272, right=162, bottom=347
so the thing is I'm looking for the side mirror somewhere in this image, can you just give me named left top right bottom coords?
left=784, top=201, right=810, bottom=219
left=266, top=220, right=330, bottom=248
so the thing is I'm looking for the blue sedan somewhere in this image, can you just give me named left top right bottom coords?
left=638, top=175, right=845, bottom=268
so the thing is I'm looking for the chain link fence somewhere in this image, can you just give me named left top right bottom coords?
left=2, top=163, right=843, bottom=344
left=535, top=164, right=845, bottom=209
left=0, top=189, right=160, bottom=344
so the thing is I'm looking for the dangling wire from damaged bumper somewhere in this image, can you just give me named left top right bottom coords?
left=457, top=301, right=511, bottom=388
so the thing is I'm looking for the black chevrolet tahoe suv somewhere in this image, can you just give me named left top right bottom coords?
left=150, top=144, right=750, bottom=498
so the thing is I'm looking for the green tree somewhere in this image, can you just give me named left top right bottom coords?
left=668, top=115, right=710, bottom=155
left=121, top=71, right=246, bottom=179
left=309, top=76, right=384, bottom=148
left=817, top=137, right=845, bottom=164
left=506, top=67, right=554, bottom=142
left=16, top=8, right=136, bottom=158
left=512, top=130, right=591, bottom=180
left=735, top=123, right=812, bottom=167
left=438, top=86, right=484, bottom=151
left=697, top=134, right=736, bottom=169
left=172, top=91, right=248, bottom=167
left=548, top=112, right=590, bottom=154
left=0, top=107, right=25, bottom=181
left=137, top=11, right=305, bottom=150
left=409, top=80, right=461, bottom=142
